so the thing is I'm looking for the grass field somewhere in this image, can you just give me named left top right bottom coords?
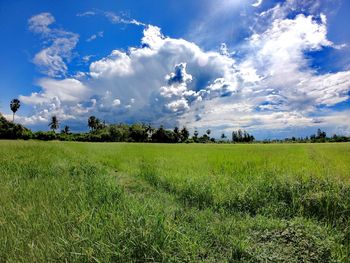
left=0, top=141, right=350, bottom=262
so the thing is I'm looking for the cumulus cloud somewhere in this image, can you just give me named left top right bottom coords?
left=21, top=24, right=250, bottom=126
left=90, top=50, right=134, bottom=78
left=177, top=11, right=350, bottom=135
left=166, top=63, right=193, bottom=85
left=246, top=14, right=350, bottom=111
left=82, top=25, right=260, bottom=123
left=159, top=63, right=193, bottom=113
left=112, top=99, right=121, bottom=107
left=20, top=78, right=90, bottom=105
left=28, top=13, right=79, bottom=77
left=18, top=78, right=91, bottom=125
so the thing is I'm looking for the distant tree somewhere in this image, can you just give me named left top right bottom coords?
left=206, top=129, right=211, bottom=136
left=95, top=118, right=101, bottom=130
left=221, top=133, right=227, bottom=139
left=173, top=127, right=181, bottom=143
left=109, top=124, right=129, bottom=142
left=319, top=129, right=326, bottom=139
left=309, top=129, right=327, bottom=143
left=199, top=134, right=210, bottom=143
left=49, top=116, right=59, bottom=132
left=310, top=134, right=316, bottom=142
left=152, top=125, right=163, bottom=142
left=10, top=99, right=21, bottom=122
left=238, top=130, right=243, bottom=141
left=129, top=123, right=148, bottom=142
left=145, top=124, right=155, bottom=139
left=193, top=130, right=199, bottom=142
left=99, top=120, right=107, bottom=130
left=151, top=125, right=175, bottom=143
left=232, top=131, right=238, bottom=143
left=232, top=129, right=254, bottom=143
left=88, top=116, right=97, bottom=131
left=62, top=125, right=70, bottom=134
left=331, top=134, right=348, bottom=142
left=180, top=127, right=189, bottom=142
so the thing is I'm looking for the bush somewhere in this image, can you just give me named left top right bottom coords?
left=33, top=131, right=57, bottom=141
left=0, top=114, right=33, bottom=140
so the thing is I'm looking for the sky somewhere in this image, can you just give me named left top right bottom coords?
left=0, top=0, right=349, bottom=139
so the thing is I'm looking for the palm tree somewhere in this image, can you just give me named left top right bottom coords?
left=62, top=125, right=70, bottom=134
left=193, top=130, right=199, bottom=143
left=10, top=99, right=21, bottom=122
left=49, top=115, right=59, bottom=132
left=206, top=129, right=211, bottom=136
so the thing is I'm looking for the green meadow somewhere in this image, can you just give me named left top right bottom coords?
left=0, top=141, right=350, bottom=262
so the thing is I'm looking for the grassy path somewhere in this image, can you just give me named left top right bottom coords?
left=0, top=141, right=350, bottom=262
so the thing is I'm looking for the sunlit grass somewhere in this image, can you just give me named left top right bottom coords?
left=0, top=141, right=349, bottom=262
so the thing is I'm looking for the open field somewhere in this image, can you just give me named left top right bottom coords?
left=0, top=141, right=350, bottom=262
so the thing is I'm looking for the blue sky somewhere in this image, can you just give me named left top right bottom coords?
left=0, top=0, right=349, bottom=139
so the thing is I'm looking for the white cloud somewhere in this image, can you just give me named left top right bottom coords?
left=90, top=50, right=134, bottom=78
left=82, top=25, right=259, bottom=123
left=166, top=99, right=190, bottom=113
left=28, top=12, right=55, bottom=34
left=113, top=99, right=121, bottom=107
left=82, top=55, right=94, bottom=63
left=103, top=11, right=146, bottom=26
left=179, top=12, right=349, bottom=134
left=246, top=13, right=350, bottom=111
left=141, top=25, right=164, bottom=48
left=20, top=78, right=90, bottom=105
left=18, top=78, right=91, bottom=126
left=252, top=0, right=263, bottom=8
left=77, top=11, right=96, bottom=17
left=77, top=10, right=145, bottom=27
left=28, top=13, right=79, bottom=77
left=86, top=31, right=104, bottom=42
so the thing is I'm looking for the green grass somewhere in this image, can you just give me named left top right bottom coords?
left=0, top=141, right=350, bottom=262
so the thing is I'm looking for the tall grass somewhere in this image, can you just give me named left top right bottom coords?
left=0, top=141, right=349, bottom=261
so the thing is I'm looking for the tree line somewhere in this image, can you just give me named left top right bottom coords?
left=1, top=98, right=349, bottom=143
left=41, top=115, right=210, bottom=143
left=261, top=129, right=349, bottom=143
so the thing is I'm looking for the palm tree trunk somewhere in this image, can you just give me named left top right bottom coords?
left=12, top=112, right=15, bottom=122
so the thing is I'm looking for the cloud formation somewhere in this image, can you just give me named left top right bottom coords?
left=20, top=4, right=350, bottom=138
left=86, top=31, right=104, bottom=42
left=252, top=0, right=263, bottom=8
left=29, top=13, right=79, bottom=78
left=77, top=10, right=145, bottom=27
